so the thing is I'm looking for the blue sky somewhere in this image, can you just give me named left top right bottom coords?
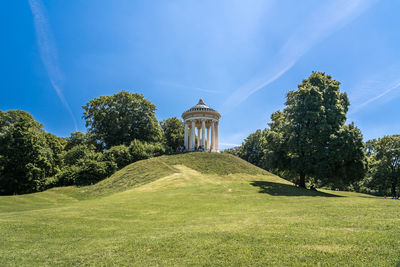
left=1, top=0, right=399, bottom=149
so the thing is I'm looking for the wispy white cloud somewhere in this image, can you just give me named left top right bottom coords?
left=28, top=0, right=77, bottom=131
left=219, top=131, right=249, bottom=150
left=223, top=0, right=377, bottom=112
left=349, top=78, right=400, bottom=115
left=219, top=142, right=241, bottom=147
left=157, top=81, right=221, bottom=94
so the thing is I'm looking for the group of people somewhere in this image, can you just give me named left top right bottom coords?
left=176, top=146, right=186, bottom=153
left=194, top=145, right=205, bottom=152
left=384, top=195, right=400, bottom=199
left=175, top=145, right=208, bottom=153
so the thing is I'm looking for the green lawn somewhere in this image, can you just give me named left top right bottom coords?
left=0, top=153, right=399, bottom=266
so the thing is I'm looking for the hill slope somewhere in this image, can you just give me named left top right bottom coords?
left=87, top=152, right=272, bottom=197
left=0, top=153, right=399, bottom=266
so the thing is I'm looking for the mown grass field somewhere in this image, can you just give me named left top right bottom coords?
left=0, top=153, right=399, bottom=266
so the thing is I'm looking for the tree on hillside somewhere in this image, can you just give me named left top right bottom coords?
left=239, top=129, right=268, bottom=168
left=160, top=117, right=184, bottom=152
left=0, top=110, right=64, bottom=194
left=323, top=123, right=367, bottom=187
left=128, top=139, right=165, bottom=161
left=55, top=143, right=117, bottom=186
left=365, top=139, right=377, bottom=157
left=267, top=72, right=367, bottom=188
left=223, top=146, right=242, bottom=157
left=82, top=91, right=162, bottom=149
left=64, top=131, right=88, bottom=151
left=368, top=135, right=400, bottom=196
left=44, top=132, right=66, bottom=176
left=101, top=145, right=132, bottom=169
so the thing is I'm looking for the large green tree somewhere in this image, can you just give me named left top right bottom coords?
left=0, top=110, right=64, bottom=194
left=82, top=91, right=162, bottom=149
left=64, top=131, right=88, bottom=151
left=323, top=123, right=367, bottom=187
left=160, top=117, right=184, bottom=152
left=239, top=129, right=268, bottom=168
left=268, top=72, right=366, bottom=188
left=368, top=135, right=400, bottom=196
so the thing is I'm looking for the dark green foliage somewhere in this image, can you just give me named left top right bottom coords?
left=73, top=159, right=117, bottom=186
left=82, top=91, right=162, bottom=149
left=238, top=129, right=268, bottom=168
left=52, top=165, right=81, bottom=186
left=58, top=145, right=117, bottom=186
left=223, top=146, right=241, bottom=157
left=101, top=145, right=132, bottom=169
left=367, top=135, right=400, bottom=196
left=278, top=72, right=353, bottom=187
left=238, top=72, right=367, bottom=189
left=54, top=160, right=117, bottom=187
left=64, top=131, right=88, bottom=151
left=63, top=144, right=99, bottom=166
left=129, top=139, right=165, bottom=161
left=0, top=110, right=64, bottom=195
left=365, top=139, right=377, bottom=157
left=58, top=143, right=116, bottom=186
left=44, top=132, right=66, bottom=176
left=160, top=117, right=184, bottom=152
left=55, top=139, right=165, bottom=187
left=323, top=123, right=367, bottom=187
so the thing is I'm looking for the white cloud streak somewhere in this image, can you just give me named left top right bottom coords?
left=28, top=0, right=78, bottom=131
left=219, top=142, right=241, bottom=147
left=349, top=80, right=400, bottom=114
left=223, top=0, right=377, bottom=111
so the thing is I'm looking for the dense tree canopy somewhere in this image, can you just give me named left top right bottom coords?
left=0, top=110, right=65, bottom=194
left=83, top=91, right=162, bottom=149
left=239, top=129, right=268, bottom=168
left=277, top=73, right=365, bottom=187
left=0, top=91, right=173, bottom=194
left=240, top=72, right=367, bottom=188
left=367, top=135, right=400, bottom=196
left=64, top=131, right=88, bottom=151
left=323, top=123, right=367, bottom=187
left=160, top=117, right=184, bottom=152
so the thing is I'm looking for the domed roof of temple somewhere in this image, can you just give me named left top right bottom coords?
left=182, top=99, right=221, bottom=118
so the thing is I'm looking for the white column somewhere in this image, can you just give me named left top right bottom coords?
left=197, top=127, right=200, bottom=148
left=215, top=122, right=219, bottom=152
left=184, top=122, right=188, bottom=150
left=191, top=120, right=195, bottom=150
left=210, top=121, right=215, bottom=152
left=201, top=120, right=205, bottom=148
left=188, top=126, right=191, bottom=149
left=207, top=126, right=210, bottom=150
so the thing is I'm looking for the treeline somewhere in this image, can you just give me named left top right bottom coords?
left=225, top=72, right=400, bottom=196
left=0, top=91, right=184, bottom=195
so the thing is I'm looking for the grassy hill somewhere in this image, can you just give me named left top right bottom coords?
left=0, top=153, right=399, bottom=266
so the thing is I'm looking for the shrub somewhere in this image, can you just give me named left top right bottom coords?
left=101, top=145, right=132, bottom=169
left=63, top=144, right=99, bottom=166
left=129, top=139, right=165, bottom=162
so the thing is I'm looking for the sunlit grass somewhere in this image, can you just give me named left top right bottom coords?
left=0, top=153, right=399, bottom=266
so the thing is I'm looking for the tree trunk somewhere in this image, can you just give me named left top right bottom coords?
left=299, top=172, right=306, bottom=188
left=391, top=182, right=397, bottom=197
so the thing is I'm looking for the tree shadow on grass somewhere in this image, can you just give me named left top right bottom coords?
left=250, top=181, right=343, bottom=197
